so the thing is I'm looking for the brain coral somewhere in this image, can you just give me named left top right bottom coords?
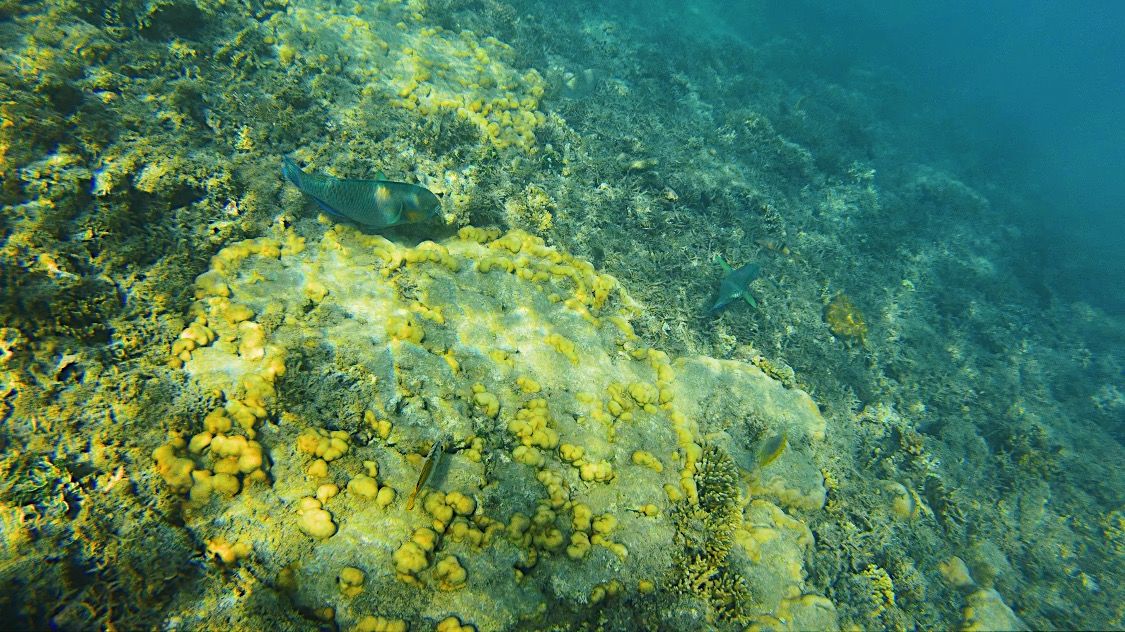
left=159, top=220, right=837, bottom=630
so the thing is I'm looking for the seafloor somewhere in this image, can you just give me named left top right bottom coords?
left=1, top=1, right=1122, bottom=630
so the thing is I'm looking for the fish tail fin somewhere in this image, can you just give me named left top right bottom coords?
left=713, top=254, right=734, bottom=273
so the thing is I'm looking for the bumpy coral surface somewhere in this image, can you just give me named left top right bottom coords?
left=163, top=222, right=836, bottom=629
left=824, top=292, right=868, bottom=342
left=271, top=2, right=546, bottom=151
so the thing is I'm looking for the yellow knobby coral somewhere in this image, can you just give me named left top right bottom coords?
left=153, top=439, right=194, bottom=493
left=353, top=615, right=408, bottom=632
left=392, top=528, right=437, bottom=583
left=566, top=532, right=591, bottom=560
left=471, top=383, right=500, bottom=417
left=296, top=427, right=350, bottom=461
left=436, top=615, right=476, bottom=632
left=296, top=497, right=337, bottom=539
left=347, top=475, right=379, bottom=499
left=632, top=450, right=664, bottom=472
left=861, top=564, right=896, bottom=618
left=825, top=292, right=868, bottom=341
left=434, top=555, right=468, bottom=591
left=337, top=566, right=365, bottom=597
left=205, top=536, right=252, bottom=565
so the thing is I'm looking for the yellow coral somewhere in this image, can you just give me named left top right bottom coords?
left=205, top=536, right=252, bottom=565
left=436, top=616, right=476, bottom=632
left=348, top=475, right=379, bottom=499
left=170, top=219, right=835, bottom=626
left=559, top=443, right=585, bottom=463
left=861, top=564, right=896, bottom=618
left=375, top=485, right=395, bottom=508
left=423, top=491, right=456, bottom=527
left=392, top=528, right=437, bottom=583
left=153, top=440, right=194, bottom=493
left=512, top=445, right=544, bottom=467
left=632, top=450, right=664, bottom=472
left=544, top=333, right=579, bottom=363
left=296, top=428, right=350, bottom=461
left=825, top=292, right=868, bottom=341
left=386, top=312, right=425, bottom=343
left=337, top=566, right=365, bottom=597
left=471, top=383, right=500, bottom=417
left=579, top=460, right=614, bottom=482
left=434, top=555, right=468, bottom=591
left=590, top=580, right=622, bottom=604
left=515, top=375, right=541, bottom=393
left=353, top=616, right=408, bottom=632
left=565, top=533, right=590, bottom=565
left=592, top=514, right=618, bottom=535
left=446, top=491, right=476, bottom=516
left=627, top=381, right=659, bottom=407
left=296, top=497, right=337, bottom=539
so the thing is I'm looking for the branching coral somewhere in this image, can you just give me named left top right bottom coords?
left=669, top=445, right=754, bottom=622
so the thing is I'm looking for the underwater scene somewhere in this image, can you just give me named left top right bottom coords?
left=1, top=0, right=1122, bottom=630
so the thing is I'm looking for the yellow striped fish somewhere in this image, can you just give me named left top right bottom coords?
left=406, top=435, right=448, bottom=511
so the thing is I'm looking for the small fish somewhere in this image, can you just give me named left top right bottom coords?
left=754, top=238, right=793, bottom=257
left=282, top=156, right=442, bottom=230
left=756, top=431, right=788, bottom=468
left=406, top=435, right=448, bottom=511
left=709, top=254, right=760, bottom=314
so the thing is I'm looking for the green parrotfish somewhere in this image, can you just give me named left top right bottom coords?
left=709, top=254, right=760, bottom=314
left=282, top=156, right=442, bottom=230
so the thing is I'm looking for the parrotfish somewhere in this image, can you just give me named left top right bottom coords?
left=282, top=156, right=442, bottom=230
left=709, top=254, right=760, bottom=314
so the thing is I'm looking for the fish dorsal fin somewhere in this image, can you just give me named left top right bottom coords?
left=374, top=170, right=387, bottom=181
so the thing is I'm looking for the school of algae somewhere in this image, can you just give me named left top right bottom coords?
left=1, top=0, right=1123, bottom=630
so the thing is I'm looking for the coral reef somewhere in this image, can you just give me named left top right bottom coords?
left=0, top=0, right=1121, bottom=629
left=669, top=445, right=752, bottom=623
left=270, top=1, right=546, bottom=151
left=154, top=222, right=837, bottom=629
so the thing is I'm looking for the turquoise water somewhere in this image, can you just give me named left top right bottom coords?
left=0, top=1, right=1121, bottom=629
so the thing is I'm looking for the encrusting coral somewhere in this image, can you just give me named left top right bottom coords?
left=154, top=220, right=837, bottom=630
left=824, top=292, right=868, bottom=342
